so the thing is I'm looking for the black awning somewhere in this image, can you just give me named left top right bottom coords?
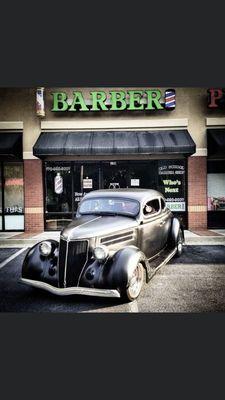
left=0, top=132, right=23, bottom=160
left=33, top=130, right=196, bottom=158
left=207, top=129, right=225, bottom=159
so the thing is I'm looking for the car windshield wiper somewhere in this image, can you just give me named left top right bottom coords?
left=81, top=211, right=135, bottom=218
left=79, top=212, right=115, bottom=216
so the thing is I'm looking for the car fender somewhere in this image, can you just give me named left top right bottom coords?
left=22, top=240, right=59, bottom=285
left=102, top=246, right=148, bottom=291
left=169, top=217, right=184, bottom=248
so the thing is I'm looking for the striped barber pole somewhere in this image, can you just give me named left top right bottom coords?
left=164, top=89, right=176, bottom=109
left=54, top=173, right=63, bottom=194
left=36, top=87, right=45, bottom=117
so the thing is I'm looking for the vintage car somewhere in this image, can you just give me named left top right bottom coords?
left=20, top=189, right=185, bottom=302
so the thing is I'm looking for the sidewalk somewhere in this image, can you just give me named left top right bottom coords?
left=0, top=229, right=225, bottom=247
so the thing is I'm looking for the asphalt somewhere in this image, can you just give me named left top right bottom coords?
left=0, top=245, right=225, bottom=312
left=0, top=248, right=20, bottom=264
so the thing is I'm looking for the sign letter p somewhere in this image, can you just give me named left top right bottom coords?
left=208, top=88, right=223, bottom=108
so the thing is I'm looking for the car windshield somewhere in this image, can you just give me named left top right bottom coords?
left=79, top=197, right=140, bottom=217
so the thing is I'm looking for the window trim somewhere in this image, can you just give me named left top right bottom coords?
left=160, top=197, right=166, bottom=212
left=142, top=197, right=161, bottom=219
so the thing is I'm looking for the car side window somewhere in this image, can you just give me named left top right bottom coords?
left=160, top=198, right=166, bottom=211
left=143, top=199, right=160, bottom=217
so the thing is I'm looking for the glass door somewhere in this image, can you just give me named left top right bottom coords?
left=45, top=163, right=72, bottom=230
left=74, top=163, right=100, bottom=213
left=102, top=161, right=130, bottom=189
left=102, top=161, right=158, bottom=190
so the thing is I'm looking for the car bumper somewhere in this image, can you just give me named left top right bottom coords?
left=20, top=278, right=121, bottom=298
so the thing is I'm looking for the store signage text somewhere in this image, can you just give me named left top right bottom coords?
left=5, top=206, right=23, bottom=214
left=51, top=89, right=176, bottom=112
left=207, top=88, right=225, bottom=108
left=162, top=179, right=181, bottom=193
left=158, top=162, right=186, bottom=212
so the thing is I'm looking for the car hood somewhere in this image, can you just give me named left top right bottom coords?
left=61, top=214, right=139, bottom=240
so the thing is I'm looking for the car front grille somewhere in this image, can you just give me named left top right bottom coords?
left=58, top=239, right=67, bottom=287
left=58, top=239, right=89, bottom=288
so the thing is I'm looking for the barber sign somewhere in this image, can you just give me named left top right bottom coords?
left=36, top=87, right=45, bottom=117
left=164, top=89, right=176, bottom=109
left=54, top=173, right=63, bottom=194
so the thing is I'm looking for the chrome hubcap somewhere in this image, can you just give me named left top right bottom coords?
left=178, top=242, right=182, bottom=253
left=128, top=264, right=143, bottom=298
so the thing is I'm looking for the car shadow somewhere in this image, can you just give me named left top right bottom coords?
left=13, top=284, right=128, bottom=313
left=0, top=249, right=132, bottom=312
left=168, top=245, right=225, bottom=264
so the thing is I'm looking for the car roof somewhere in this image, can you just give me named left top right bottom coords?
left=83, top=189, right=163, bottom=203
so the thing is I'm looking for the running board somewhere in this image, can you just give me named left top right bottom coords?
left=146, top=247, right=177, bottom=282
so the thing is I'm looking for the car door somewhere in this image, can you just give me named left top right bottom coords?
left=159, top=197, right=172, bottom=248
left=138, top=198, right=163, bottom=259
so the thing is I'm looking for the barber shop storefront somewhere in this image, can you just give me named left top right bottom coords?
left=2, top=87, right=223, bottom=233
left=33, top=129, right=194, bottom=230
left=42, top=159, right=188, bottom=230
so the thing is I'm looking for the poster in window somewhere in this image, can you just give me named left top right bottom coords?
left=54, top=173, right=63, bottom=194
left=158, top=160, right=186, bottom=212
left=83, top=178, right=93, bottom=189
left=131, top=179, right=140, bottom=187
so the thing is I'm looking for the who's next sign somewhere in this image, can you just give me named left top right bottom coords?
left=50, top=89, right=176, bottom=113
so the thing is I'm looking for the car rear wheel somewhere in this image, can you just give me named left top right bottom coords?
left=175, top=229, right=183, bottom=257
left=122, top=263, right=144, bottom=302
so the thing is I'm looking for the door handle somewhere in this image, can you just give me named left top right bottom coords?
left=159, top=220, right=166, bottom=226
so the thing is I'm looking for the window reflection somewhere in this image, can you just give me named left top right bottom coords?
left=0, top=167, right=2, bottom=230
left=45, top=163, right=72, bottom=230
left=3, top=163, right=24, bottom=230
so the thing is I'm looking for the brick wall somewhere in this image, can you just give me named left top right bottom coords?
left=24, top=159, right=44, bottom=232
left=188, top=156, right=207, bottom=229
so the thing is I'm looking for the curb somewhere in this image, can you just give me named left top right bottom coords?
left=185, top=237, right=225, bottom=245
left=0, top=239, right=40, bottom=248
left=0, top=236, right=225, bottom=248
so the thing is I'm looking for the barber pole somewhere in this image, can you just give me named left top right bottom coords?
left=36, top=87, right=45, bottom=117
left=164, top=89, right=176, bottom=109
left=54, top=173, right=63, bottom=194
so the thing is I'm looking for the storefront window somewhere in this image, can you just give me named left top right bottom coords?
left=74, top=164, right=99, bottom=211
left=207, top=161, right=225, bottom=211
left=102, top=162, right=130, bottom=189
left=0, top=167, right=2, bottom=230
left=157, top=160, right=187, bottom=227
left=207, top=160, right=225, bottom=228
left=44, top=160, right=187, bottom=230
left=129, top=162, right=158, bottom=189
left=3, top=163, right=24, bottom=230
left=45, top=163, right=72, bottom=230
left=157, top=160, right=186, bottom=212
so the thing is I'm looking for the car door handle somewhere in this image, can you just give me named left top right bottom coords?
left=159, top=220, right=166, bottom=226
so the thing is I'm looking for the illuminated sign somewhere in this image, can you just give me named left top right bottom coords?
left=51, top=89, right=176, bottom=112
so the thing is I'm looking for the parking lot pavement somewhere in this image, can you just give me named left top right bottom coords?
left=0, top=248, right=20, bottom=264
left=0, top=245, right=224, bottom=312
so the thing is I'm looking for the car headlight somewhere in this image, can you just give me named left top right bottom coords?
left=93, top=245, right=109, bottom=262
left=39, top=241, right=52, bottom=257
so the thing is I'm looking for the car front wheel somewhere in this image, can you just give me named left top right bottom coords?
left=176, top=229, right=183, bottom=257
left=122, top=262, right=144, bottom=302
